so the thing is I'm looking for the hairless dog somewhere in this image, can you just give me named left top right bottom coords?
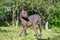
left=20, top=8, right=42, bottom=39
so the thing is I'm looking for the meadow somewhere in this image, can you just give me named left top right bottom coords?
left=0, top=26, right=60, bottom=40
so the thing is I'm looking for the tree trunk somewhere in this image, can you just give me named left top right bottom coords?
left=16, top=17, right=19, bottom=27
left=12, top=12, right=15, bottom=27
left=15, top=0, right=19, bottom=27
left=16, top=9, right=19, bottom=27
left=12, top=5, right=15, bottom=27
left=45, top=21, right=48, bottom=30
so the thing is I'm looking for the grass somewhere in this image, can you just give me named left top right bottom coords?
left=0, top=26, right=60, bottom=40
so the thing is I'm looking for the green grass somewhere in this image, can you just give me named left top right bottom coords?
left=0, top=26, right=60, bottom=40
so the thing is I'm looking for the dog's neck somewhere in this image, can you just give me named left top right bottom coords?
left=22, top=17, right=29, bottom=21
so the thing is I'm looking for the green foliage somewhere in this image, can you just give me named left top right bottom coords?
left=0, top=0, right=60, bottom=26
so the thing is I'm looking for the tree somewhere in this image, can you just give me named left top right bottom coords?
left=0, top=0, right=60, bottom=28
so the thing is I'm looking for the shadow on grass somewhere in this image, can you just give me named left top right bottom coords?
left=34, top=35, right=50, bottom=40
left=0, top=28, right=13, bottom=32
left=37, top=37, right=50, bottom=40
left=37, top=35, right=60, bottom=40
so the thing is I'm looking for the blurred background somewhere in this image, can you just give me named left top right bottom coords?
left=0, top=0, right=60, bottom=40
